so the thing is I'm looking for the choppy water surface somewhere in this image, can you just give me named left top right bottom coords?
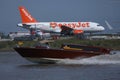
left=0, top=51, right=120, bottom=80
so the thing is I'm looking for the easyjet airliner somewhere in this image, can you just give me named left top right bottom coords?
left=17, top=6, right=105, bottom=35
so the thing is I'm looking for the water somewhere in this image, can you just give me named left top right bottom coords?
left=0, top=51, right=120, bottom=80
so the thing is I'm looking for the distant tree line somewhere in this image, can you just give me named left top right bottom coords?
left=0, top=32, right=10, bottom=39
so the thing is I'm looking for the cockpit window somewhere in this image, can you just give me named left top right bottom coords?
left=97, top=24, right=100, bottom=26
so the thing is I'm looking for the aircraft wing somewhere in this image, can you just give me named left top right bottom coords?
left=61, top=26, right=84, bottom=35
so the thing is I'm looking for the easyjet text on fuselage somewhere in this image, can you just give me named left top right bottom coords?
left=50, top=22, right=90, bottom=28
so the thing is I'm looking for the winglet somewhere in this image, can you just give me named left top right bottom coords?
left=19, top=6, right=37, bottom=23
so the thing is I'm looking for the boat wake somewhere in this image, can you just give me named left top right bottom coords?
left=57, top=51, right=120, bottom=65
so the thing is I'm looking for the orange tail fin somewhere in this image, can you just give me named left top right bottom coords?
left=19, top=6, right=37, bottom=23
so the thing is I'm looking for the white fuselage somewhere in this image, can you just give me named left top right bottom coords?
left=18, top=21, right=105, bottom=33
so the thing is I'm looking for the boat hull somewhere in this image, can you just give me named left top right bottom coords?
left=14, top=47, right=106, bottom=63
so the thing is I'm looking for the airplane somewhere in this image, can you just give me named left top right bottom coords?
left=17, top=6, right=105, bottom=36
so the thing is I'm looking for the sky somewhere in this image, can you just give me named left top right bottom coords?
left=0, top=0, right=120, bottom=33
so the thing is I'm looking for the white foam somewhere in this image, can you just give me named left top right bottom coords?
left=57, top=51, right=120, bottom=65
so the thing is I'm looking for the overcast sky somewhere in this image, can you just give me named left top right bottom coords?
left=0, top=0, right=120, bottom=33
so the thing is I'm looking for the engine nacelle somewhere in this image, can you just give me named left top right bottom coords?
left=73, top=30, right=84, bottom=34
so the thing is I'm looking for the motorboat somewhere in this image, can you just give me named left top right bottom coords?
left=14, top=43, right=111, bottom=63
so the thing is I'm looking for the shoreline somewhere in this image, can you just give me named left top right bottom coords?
left=0, top=39, right=120, bottom=51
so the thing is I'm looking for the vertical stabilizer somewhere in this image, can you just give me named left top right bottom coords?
left=19, top=6, right=37, bottom=23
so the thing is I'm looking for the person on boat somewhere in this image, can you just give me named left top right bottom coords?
left=45, top=42, right=50, bottom=48
left=16, top=41, right=23, bottom=47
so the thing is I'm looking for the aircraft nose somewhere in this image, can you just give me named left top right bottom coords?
left=100, top=26, right=105, bottom=31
